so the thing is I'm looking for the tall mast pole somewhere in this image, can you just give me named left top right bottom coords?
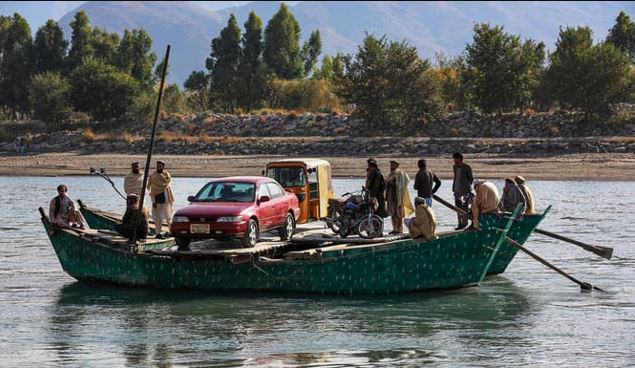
left=131, top=45, right=171, bottom=251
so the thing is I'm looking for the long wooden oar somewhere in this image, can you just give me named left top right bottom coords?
left=534, top=228, right=613, bottom=260
left=504, top=236, right=604, bottom=292
left=432, top=194, right=613, bottom=260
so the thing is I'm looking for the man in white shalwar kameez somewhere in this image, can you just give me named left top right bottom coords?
left=147, top=160, right=174, bottom=238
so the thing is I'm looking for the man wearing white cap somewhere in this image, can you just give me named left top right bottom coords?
left=124, top=161, right=143, bottom=197
left=147, top=160, right=174, bottom=238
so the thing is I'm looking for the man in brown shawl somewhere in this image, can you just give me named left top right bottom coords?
left=147, top=160, right=174, bottom=238
left=471, top=179, right=500, bottom=230
left=124, top=161, right=143, bottom=197
left=385, top=160, right=414, bottom=234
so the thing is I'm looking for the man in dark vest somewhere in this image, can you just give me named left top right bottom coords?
left=452, top=152, right=473, bottom=230
left=364, top=158, right=387, bottom=218
left=116, top=194, right=149, bottom=242
left=414, top=159, right=441, bottom=207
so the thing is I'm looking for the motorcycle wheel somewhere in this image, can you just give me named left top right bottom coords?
left=356, top=215, right=384, bottom=239
left=326, top=211, right=342, bottom=234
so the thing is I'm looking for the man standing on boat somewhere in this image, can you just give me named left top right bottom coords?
left=514, top=176, right=535, bottom=214
left=365, top=158, right=387, bottom=218
left=471, top=179, right=500, bottom=230
left=124, top=162, right=143, bottom=197
left=386, top=160, right=414, bottom=234
left=147, top=160, right=174, bottom=238
left=413, top=159, right=441, bottom=207
left=48, top=184, right=85, bottom=229
left=452, top=152, right=473, bottom=230
left=500, top=177, right=526, bottom=213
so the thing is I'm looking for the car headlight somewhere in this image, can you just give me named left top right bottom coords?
left=217, top=216, right=243, bottom=223
left=172, top=216, right=189, bottom=223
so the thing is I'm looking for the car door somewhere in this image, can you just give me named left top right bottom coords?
left=267, top=182, right=287, bottom=226
left=257, top=183, right=275, bottom=229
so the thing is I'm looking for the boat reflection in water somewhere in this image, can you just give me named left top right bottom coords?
left=49, top=278, right=533, bottom=366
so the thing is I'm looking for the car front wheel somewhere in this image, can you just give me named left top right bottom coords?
left=241, top=219, right=259, bottom=248
left=278, top=213, right=295, bottom=241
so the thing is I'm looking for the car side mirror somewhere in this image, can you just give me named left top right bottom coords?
left=259, top=195, right=270, bottom=204
left=187, top=195, right=195, bottom=202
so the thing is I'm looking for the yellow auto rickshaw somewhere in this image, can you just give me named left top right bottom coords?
left=265, top=159, right=333, bottom=224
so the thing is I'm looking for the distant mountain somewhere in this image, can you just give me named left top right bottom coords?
left=52, top=1, right=630, bottom=86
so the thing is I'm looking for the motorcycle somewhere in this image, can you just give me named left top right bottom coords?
left=322, top=190, right=384, bottom=239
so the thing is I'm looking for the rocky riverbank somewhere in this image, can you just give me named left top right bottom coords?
left=2, top=110, right=635, bottom=156
left=4, top=134, right=635, bottom=157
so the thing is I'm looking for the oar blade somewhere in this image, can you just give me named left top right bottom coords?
left=594, top=246, right=613, bottom=260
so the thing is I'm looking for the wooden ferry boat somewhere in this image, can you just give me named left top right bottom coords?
left=41, top=204, right=547, bottom=294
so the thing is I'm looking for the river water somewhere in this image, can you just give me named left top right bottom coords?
left=1, top=176, right=634, bottom=367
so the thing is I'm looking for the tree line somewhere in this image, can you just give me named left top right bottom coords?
left=184, top=3, right=329, bottom=113
left=0, top=5, right=633, bottom=132
left=0, top=11, right=160, bottom=126
left=187, top=7, right=634, bottom=131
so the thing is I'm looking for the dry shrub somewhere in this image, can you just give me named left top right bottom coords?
left=548, top=126, right=560, bottom=136
left=198, top=133, right=212, bottom=144
left=159, top=131, right=180, bottom=143
left=81, top=129, right=114, bottom=142
left=119, top=131, right=134, bottom=144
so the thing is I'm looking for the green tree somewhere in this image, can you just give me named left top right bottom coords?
left=115, top=29, right=157, bottom=89
left=31, top=20, right=67, bottom=74
left=463, top=23, right=545, bottom=113
left=546, top=26, right=633, bottom=118
left=70, top=57, right=140, bottom=121
left=206, top=14, right=242, bottom=111
left=183, top=71, right=211, bottom=111
left=91, top=27, right=119, bottom=64
left=67, top=11, right=93, bottom=70
left=335, top=34, right=443, bottom=131
left=263, top=3, right=303, bottom=79
left=184, top=70, right=212, bottom=111
left=431, top=53, right=470, bottom=112
left=237, top=11, right=270, bottom=110
left=28, top=72, right=73, bottom=126
left=607, top=11, right=635, bottom=60
left=0, top=13, right=33, bottom=115
left=301, top=30, right=322, bottom=76
left=312, top=54, right=333, bottom=79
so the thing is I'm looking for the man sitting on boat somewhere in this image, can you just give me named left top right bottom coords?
left=116, top=194, right=149, bottom=241
left=48, top=184, right=85, bottom=229
left=147, top=160, right=174, bottom=239
left=500, top=177, right=526, bottom=213
left=471, top=180, right=500, bottom=230
left=407, top=197, right=437, bottom=240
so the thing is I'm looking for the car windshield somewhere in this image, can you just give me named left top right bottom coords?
left=267, top=167, right=306, bottom=187
left=194, top=182, right=256, bottom=203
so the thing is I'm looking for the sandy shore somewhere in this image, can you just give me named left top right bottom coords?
left=2, top=151, right=635, bottom=181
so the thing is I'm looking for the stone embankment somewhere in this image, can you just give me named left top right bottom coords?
left=2, top=110, right=635, bottom=156
left=161, top=110, right=635, bottom=138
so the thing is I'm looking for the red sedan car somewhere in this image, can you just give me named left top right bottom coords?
left=170, top=176, right=300, bottom=249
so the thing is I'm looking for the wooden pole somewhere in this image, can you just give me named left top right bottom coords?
left=131, top=45, right=171, bottom=250
left=432, top=194, right=614, bottom=260
left=505, top=236, right=604, bottom=292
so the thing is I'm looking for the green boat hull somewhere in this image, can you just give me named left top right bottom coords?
left=43, top=209, right=546, bottom=294
left=78, top=201, right=120, bottom=232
